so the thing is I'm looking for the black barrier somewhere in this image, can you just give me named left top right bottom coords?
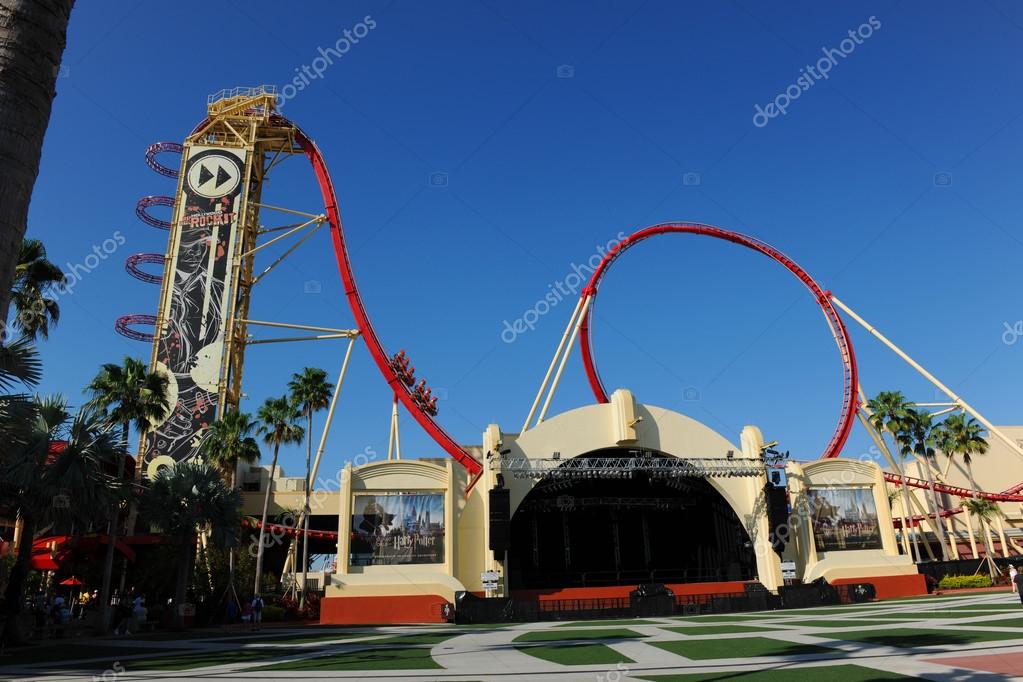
left=778, top=578, right=840, bottom=609
left=630, top=584, right=675, bottom=617
left=455, top=578, right=885, bottom=624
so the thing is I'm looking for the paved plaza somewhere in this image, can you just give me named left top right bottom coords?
left=2, top=593, right=1023, bottom=681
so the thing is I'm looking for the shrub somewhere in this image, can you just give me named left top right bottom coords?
left=938, top=574, right=993, bottom=590
left=262, top=605, right=286, bottom=622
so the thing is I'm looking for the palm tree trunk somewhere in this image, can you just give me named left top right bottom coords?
left=963, top=508, right=978, bottom=559
left=890, top=450, right=921, bottom=563
left=0, top=0, right=75, bottom=323
left=914, top=453, right=950, bottom=561
left=299, top=410, right=312, bottom=610
left=97, top=421, right=128, bottom=631
left=1, top=514, right=35, bottom=642
left=172, top=538, right=195, bottom=630
left=254, top=443, right=281, bottom=596
left=898, top=470, right=920, bottom=563
left=965, top=460, right=980, bottom=560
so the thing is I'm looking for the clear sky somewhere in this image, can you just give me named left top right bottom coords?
left=26, top=1, right=1023, bottom=484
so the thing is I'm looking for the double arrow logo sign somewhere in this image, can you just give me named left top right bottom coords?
left=186, top=152, right=242, bottom=199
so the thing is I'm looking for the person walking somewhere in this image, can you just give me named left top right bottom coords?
left=250, top=594, right=264, bottom=631
left=1014, top=569, right=1023, bottom=607
left=1009, top=565, right=1018, bottom=593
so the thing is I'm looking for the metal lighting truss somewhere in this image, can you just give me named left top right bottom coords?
left=497, top=455, right=769, bottom=479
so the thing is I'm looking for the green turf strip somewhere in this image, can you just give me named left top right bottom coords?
left=970, top=617, right=1023, bottom=628
left=670, top=615, right=760, bottom=623
left=652, top=637, right=832, bottom=660
left=514, top=627, right=646, bottom=643
left=374, top=631, right=457, bottom=646
left=554, top=618, right=663, bottom=627
left=638, top=663, right=910, bottom=680
left=769, top=608, right=881, bottom=617
left=662, top=624, right=783, bottom=635
left=2, top=645, right=174, bottom=667
left=131, top=628, right=285, bottom=641
left=128, top=647, right=283, bottom=671
left=896, top=609, right=1018, bottom=619
left=517, top=642, right=633, bottom=665
left=829, top=627, right=1023, bottom=648
left=217, top=631, right=370, bottom=645
left=947, top=603, right=1022, bottom=610
left=770, top=619, right=914, bottom=629
left=254, top=646, right=441, bottom=671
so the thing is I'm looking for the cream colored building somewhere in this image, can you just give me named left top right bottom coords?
left=294, top=389, right=922, bottom=624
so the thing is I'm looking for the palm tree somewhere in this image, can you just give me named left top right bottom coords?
left=140, top=461, right=241, bottom=629
left=0, top=398, right=123, bottom=641
left=253, top=396, right=304, bottom=595
left=85, top=357, right=170, bottom=630
left=287, top=367, right=333, bottom=606
left=934, top=414, right=989, bottom=559
left=0, top=335, right=41, bottom=444
left=895, top=408, right=950, bottom=561
left=199, top=409, right=260, bottom=605
left=934, top=413, right=989, bottom=490
left=961, top=497, right=999, bottom=558
left=0, top=0, right=76, bottom=324
left=866, top=391, right=921, bottom=562
left=9, top=238, right=65, bottom=339
left=200, top=410, right=261, bottom=487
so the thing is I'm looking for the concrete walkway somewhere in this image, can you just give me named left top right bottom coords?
left=2, top=593, right=1021, bottom=681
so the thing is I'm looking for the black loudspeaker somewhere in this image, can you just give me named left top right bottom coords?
left=764, top=484, right=789, bottom=554
left=489, top=488, right=510, bottom=554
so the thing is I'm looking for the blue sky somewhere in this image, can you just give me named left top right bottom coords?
left=26, top=1, right=1023, bottom=483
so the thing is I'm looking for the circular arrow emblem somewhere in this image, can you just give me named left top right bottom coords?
left=186, top=151, right=242, bottom=199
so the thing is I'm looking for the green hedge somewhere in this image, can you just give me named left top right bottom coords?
left=262, top=605, right=286, bottom=621
left=938, top=574, right=993, bottom=589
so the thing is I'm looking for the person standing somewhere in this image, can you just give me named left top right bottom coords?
left=1014, top=569, right=1023, bottom=607
left=1010, top=565, right=1018, bottom=593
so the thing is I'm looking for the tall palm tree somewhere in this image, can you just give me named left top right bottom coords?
left=85, top=357, right=170, bottom=630
left=934, top=414, right=989, bottom=559
left=200, top=410, right=261, bottom=487
left=866, top=390, right=921, bottom=562
left=287, top=367, right=333, bottom=606
left=1, top=398, right=123, bottom=641
left=0, top=0, right=76, bottom=324
left=140, top=461, right=241, bottom=629
left=9, top=238, right=65, bottom=339
left=199, top=409, right=260, bottom=604
left=253, top=396, right=304, bottom=595
left=895, top=408, right=950, bottom=561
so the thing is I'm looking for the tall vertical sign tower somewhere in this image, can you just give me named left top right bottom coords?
left=140, top=86, right=300, bottom=473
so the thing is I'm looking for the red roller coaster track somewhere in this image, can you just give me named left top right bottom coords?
left=185, top=114, right=485, bottom=478
left=578, top=223, right=859, bottom=461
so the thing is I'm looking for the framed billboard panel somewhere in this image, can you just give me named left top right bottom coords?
left=350, top=492, right=445, bottom=566
left=807, top=487, right=882, bottom=552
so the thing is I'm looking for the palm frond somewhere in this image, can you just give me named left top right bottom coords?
left=0, top=336, right=42, bottom=390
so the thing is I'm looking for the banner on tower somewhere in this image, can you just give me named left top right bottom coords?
left=142, top=145, right=248, bottom=470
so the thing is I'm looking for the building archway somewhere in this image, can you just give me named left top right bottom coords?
left=507, top=448, right=757, bottom=590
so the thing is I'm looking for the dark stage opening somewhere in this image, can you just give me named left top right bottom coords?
left=507, top=449, right=757, bottom=590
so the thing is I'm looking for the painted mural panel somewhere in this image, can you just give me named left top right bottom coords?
left=143, top=145, right=248, bottom=470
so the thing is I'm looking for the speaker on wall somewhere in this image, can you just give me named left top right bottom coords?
left=489, top=487, right=510, bottom=554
